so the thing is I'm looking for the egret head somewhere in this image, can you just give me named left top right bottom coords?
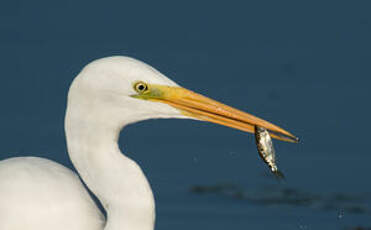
left=67, top=56, right=298, bottom=142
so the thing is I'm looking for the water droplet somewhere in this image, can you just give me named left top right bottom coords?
left=337, top=209, right=344, bottom=219
left=298, top=224, right=308, bottom=230
left=229, top=151, right=238, bottom=158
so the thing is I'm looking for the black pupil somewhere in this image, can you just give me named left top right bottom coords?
left=138, top=84, right=145, bottom=91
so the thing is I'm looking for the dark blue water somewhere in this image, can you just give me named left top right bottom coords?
left=1, top=1, right=370, bottom=229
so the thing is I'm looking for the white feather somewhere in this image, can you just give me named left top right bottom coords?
left=0, top=56, right=187, bottom=230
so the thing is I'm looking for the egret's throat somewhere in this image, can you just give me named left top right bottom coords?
left=64, top=101, right=155, bottom=230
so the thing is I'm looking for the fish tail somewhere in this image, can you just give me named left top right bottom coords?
left=273, top=170, right=285, bottom=181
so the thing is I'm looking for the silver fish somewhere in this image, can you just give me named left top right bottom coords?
left=254, top=126, right=284, bottom=179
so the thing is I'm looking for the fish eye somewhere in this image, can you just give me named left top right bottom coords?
left=134, top=82, right=148, bottom=93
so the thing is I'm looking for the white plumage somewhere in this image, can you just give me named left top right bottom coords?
left=0, top=157, right=104, bottom=230
left=0, top=57, right=185, bottom=230
left=0, top=56, right=297, bottom=230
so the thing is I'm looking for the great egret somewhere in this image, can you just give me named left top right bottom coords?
left=0, top=56, right=298, bottom=230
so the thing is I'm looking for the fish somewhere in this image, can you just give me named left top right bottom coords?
left=254, top=126, right=285, bottom=179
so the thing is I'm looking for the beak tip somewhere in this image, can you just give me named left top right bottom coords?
left=291, top=135, right=300, bottom=143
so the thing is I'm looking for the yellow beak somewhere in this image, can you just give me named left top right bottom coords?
left=132, top=84, right=299, bottom=143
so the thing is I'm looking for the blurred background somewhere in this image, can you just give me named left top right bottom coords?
left=0, top=1, right=370, bottom=229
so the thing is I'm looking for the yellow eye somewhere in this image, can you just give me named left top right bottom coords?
left=134, top=81, right=148, bottom=93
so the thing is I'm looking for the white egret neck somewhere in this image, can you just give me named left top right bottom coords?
left=65, top=80, right=156, bottom=230
left=64, top=56, right=188, bottom=230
